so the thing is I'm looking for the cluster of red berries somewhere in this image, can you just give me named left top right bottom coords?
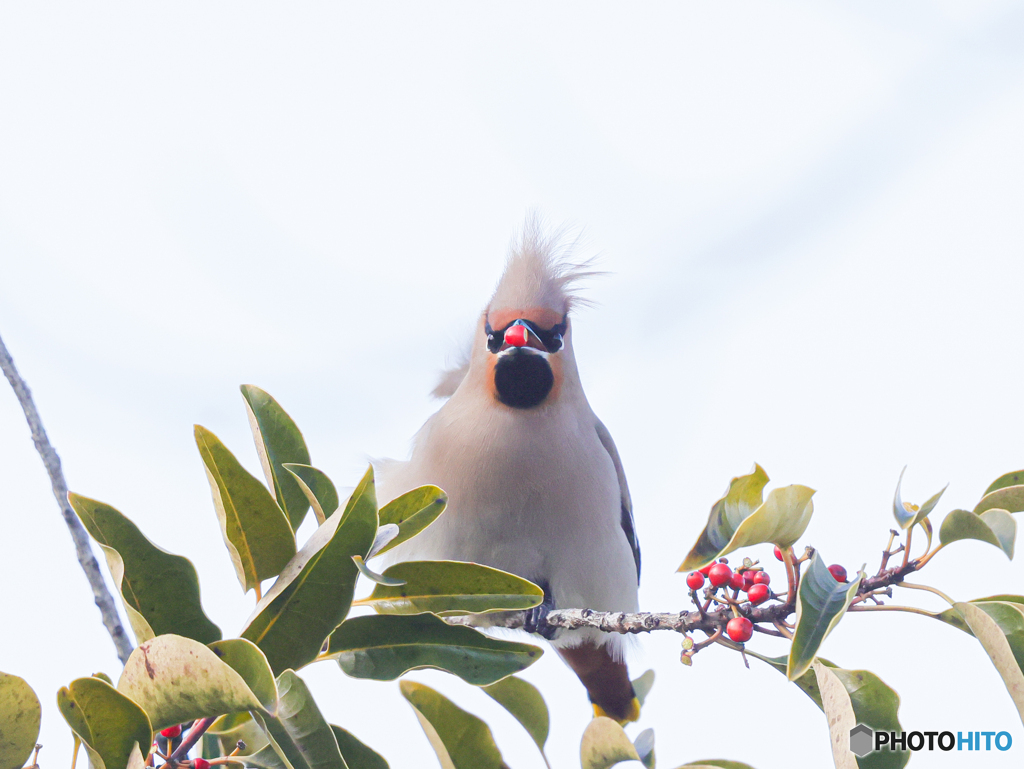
left=774, top=544, right=848, bottom=583
left=686, top=561, right=773, bottom=606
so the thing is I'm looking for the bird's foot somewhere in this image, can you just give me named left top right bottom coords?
left=523, top=585, right=558, bottom=640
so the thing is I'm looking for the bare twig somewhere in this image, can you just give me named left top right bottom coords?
left=0, top=332, right=133, bottom=664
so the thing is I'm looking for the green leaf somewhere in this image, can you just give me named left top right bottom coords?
left=356, top=560, right=543, bottom=615
left=57, top=677, right=152, bottom=769
left=325, top=613, right=542, bottom=684
left=252, top=671, right=348, bottom=769
left=986, top=470, right=1024, bottom=495
left=0, top=672, right=41, bottom=769
left=954, top=601, right=1024, bottom=724
left=788, top=553, right=862, bottom=680
left=374, top=486, right=448, bottom=556
left=747, top=650, right=906, bottom=768
left=580, top=717, right=639, bottom=769
left=975, top=485, right=1024, bottom=515
left=678, top=465, right=769, bottom=571
left=938, top=508, right=1016, bottom=558
left=892, top=468, right=946, bottom=530
left=283, top=464, right=339, bottom=526
left=481, top=675, right=549, bottom=759
left=116, top=635, right=277, bottom=730
left=634, top=728, right=655, bottom=769
left=242, top=385, right=313, bottom=531
left=678, top=468, right=814, bottom=571
left=813, top=662, right=860, bottom=769
left=330, top=726, right=389, bottom=769
left=195, top=425, right=296, bottom=593
left=208, top=711, right=269, bottom=758
left=352, top=555, right=406, bottom=587
left=242, top=467, right=378, bottom=675
left=632, top=669, right=655, bottom=708
left=68, top=493, right=222, bottom=645
left=399, top=680, right=505, bottom=769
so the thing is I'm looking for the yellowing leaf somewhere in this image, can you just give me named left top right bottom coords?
left=580, top=717, right=639, bottom=769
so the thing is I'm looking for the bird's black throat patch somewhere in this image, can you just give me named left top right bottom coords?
left=494, top=349, right=554, bottom=409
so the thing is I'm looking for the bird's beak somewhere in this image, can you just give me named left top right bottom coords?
left=501, top=320, right=551, bottom=353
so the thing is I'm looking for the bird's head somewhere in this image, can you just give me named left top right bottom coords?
left=471, top=223, right=595, bottom=410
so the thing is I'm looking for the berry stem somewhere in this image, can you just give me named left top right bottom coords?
left=901, top=526, right=914, bottom=569
left=846, top=604, right=939, bottom=618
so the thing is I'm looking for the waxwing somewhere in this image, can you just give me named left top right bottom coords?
left=377, top=222, right=641, bottom=723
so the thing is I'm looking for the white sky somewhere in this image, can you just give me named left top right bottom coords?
left=3, top=3, right=1024, bottom=768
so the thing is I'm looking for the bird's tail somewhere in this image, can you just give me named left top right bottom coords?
left=556, top=642, right=640, bottom=724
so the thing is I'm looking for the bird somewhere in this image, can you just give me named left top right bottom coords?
left=376, top=221, right=641, bottom=724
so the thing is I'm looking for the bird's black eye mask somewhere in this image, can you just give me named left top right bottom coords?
left=485, top=317, right=567, bottom=354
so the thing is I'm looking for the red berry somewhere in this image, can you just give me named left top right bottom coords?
left=726, top=617, right=753, bottom=643
left=828, top=564, right=848, bottom=583
left=686, top=571, right=705, bottom=590
left=753, top=571, right=770, bottom=586
left=773, top=545, right=784, bottom=561
left=193, top=760, right=211, bottom=769
left=708, top=563, right=732, bottom=587
left=741, top=570, right=756, bottom=590
left=160, top=725, right=182, bottom=738
left=748, top=583, right=770, bottom=604
left=504, top=324, right=529, bottom=347
left=728, top=571, right=746, bottom=591
left=698, top=564, right=713, bottom=576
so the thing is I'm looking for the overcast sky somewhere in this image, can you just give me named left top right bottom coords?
left=3, top=3, right=1024, bottom=768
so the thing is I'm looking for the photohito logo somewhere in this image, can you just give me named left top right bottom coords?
left=849, top=725, right=1012, bottom=756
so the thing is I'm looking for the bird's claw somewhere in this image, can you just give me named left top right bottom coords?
left=524, top=588, right=558, bottom=640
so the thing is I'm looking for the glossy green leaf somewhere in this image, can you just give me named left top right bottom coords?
left=975, top=485, right=1024, bottom=515
left=632, top=669, right=655, bottom=708
left=678, top=465, right=769, bottom=571
left=253, top=671, right=348, bottom=769
left=813, top=662, right=859, bottom=769
left=242, top=385, right=312, bottom=531
left=939, top=508, right=1015, bottom=558
left=330, top=726, right=389, bottom=769
left=747, top=650, right=905, bottom=768
left=356, top=560, right=543, bottom=615
left=57, top=677, right=152, bottom=769
left=986, top=470, right=1024, bottom=495
left=400, top=681, right=504, bottom=769
left=788, top=553, right=862, bottom=680
left=208, top=711, right=269, bottom=758
left=68, top=493, right=221, bottom=645
left=195, top=425, right=296, bottom=593
left=374, top=486, right=448, bottom=556
left=325, top=613, right=542, bottom=684
left=892, top=468, right=946, bottom=530
left=580, top=717, right=639, bottom=769
left=117, top=635, right=277, bottom=730
left=283, top=464, right=339, bottom=526
left=242, top=467, right=378, bottom=675
left=482, top=675, right=549, bottom=759
left=955, top=601, right=1024, bottom=723
left=0, top=672, right=41, bottom=769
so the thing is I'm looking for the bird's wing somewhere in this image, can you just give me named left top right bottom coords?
left=595, top=418, right=640, bottom=582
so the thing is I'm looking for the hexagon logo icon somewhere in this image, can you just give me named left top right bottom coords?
left=849, top=724, right=874, bottom=757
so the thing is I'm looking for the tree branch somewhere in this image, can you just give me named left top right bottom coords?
left=449, top=559, right=929, bottom=637
left=0, top=332, right=133, bottom=664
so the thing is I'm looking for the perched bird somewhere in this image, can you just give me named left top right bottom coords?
left=377, top=223, right=641, bottom=723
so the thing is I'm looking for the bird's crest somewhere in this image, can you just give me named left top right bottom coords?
left=488, top=220, right=600, bottom=316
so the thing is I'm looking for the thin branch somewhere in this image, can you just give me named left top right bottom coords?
left=451, top=554, right=930, bottom=637
left=0, top=332, right=133, bottom=664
